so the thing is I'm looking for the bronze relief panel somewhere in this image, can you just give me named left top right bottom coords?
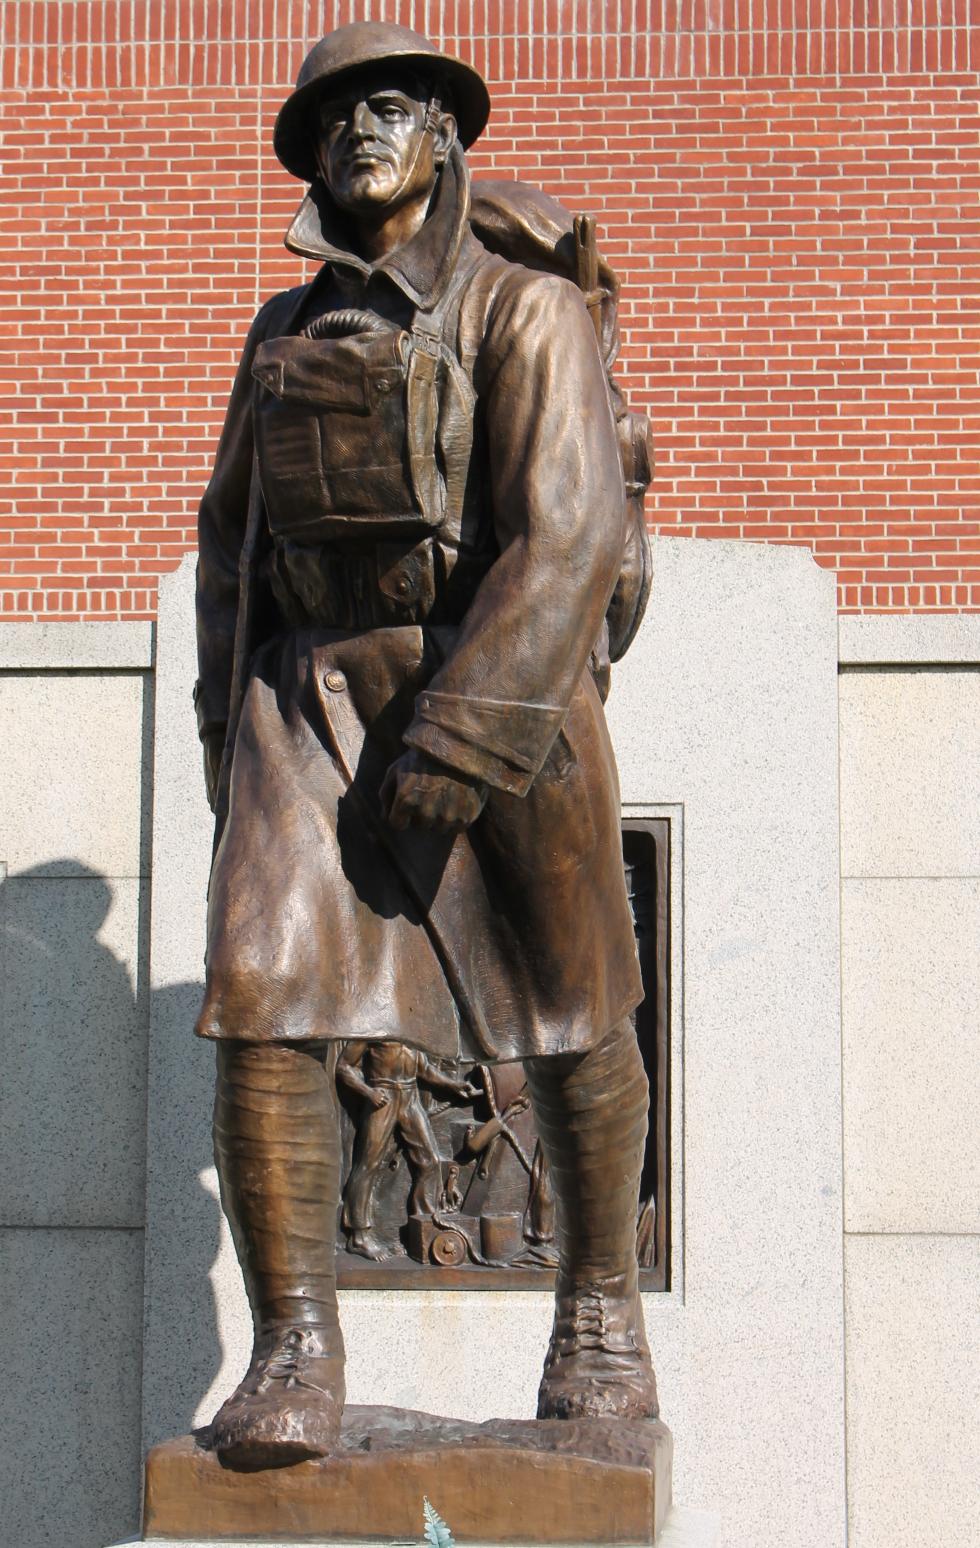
left=335, top=817, right=672, bottom=1291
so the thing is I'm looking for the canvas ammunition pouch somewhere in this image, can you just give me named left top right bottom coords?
left=251, top=259, right=479, bottom=547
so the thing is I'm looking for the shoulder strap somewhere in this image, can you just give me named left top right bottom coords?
left=410, top=241, right=486, bottom=354
left=405, top=246, right=487, bottom=525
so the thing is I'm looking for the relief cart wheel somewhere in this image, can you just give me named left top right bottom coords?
left=430, top=1229, right=468, bottom=1266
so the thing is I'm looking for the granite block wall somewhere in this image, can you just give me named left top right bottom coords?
left=838, top=648, right=980, bottom=1548
left=0, top=623, right=154, bottom=1547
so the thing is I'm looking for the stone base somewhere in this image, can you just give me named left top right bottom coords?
left=657, top=1506, right=721, bottom=1546
left=111, top=1508, right=717, bottom=1548
left=142, top=1405, right=673, bottom=1544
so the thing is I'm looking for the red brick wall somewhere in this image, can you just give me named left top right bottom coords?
left=1, top=2, right=977, bottom=619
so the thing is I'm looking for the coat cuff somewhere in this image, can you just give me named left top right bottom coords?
left=404, top=690, right=565, bottom=797
left=193, top=679, right=227, bottom=742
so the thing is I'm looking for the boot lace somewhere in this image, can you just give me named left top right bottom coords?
left=566, top=1288, right=608, bottom=1349
left=256, top=1328, right=326, bottom=1394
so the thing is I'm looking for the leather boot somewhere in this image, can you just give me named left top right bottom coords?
left=525, top=1021, right=658, bottom=1421
left=209, top=1041, right=345, bottom=1469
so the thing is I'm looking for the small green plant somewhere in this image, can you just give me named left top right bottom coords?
left=423, top=1496, right=455, bottom=1548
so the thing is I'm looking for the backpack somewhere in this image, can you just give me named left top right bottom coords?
left=469, top=179, right=654, bottom=674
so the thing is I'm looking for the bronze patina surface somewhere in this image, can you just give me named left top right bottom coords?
left=187, top=16, right=665, bottom=1490
left=144, top=1408, right=673, bottom=1544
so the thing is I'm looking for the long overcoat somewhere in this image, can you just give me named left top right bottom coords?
left=194, top=148, right=644, bottom=1064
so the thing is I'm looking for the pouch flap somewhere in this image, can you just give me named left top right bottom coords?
left=252, top=333, right=405, bottom=413
left=376, top=540, right=436, bottom=608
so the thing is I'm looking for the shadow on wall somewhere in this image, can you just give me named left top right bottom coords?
left=0, top=860, right=224, bottom=1548
left=0, top=860, right=141, bottom=1225
left=143, top=973, right=230, bottom=1451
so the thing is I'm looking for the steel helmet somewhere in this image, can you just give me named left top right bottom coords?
left=273, top=22, right=491, bottom=182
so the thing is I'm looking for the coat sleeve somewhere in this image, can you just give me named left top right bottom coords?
left=194, top=297, right=281, bottom=741
left=403, top=271, right=626, bottom=795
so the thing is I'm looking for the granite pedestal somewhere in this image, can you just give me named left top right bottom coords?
left=143, top=541, right=844, bottom=1546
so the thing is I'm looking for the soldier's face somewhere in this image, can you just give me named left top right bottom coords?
left=316, top=69, right=454, bottom=216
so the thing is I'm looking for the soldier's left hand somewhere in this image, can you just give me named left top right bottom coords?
left=380, top=749, right=488, bottom=833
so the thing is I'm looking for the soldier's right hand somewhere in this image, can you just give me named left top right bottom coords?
left=380, top=749, right=488, bottom=833
left=370, top=1088, right=391, bottom=1109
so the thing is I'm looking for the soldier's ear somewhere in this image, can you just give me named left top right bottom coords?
left=431, top=111, right=457, bottom=167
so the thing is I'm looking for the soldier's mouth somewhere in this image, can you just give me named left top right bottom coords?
left=347, top=152, right=392, bottom=171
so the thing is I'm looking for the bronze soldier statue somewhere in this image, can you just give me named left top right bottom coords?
left=193, top=21, right=657, bottom=1470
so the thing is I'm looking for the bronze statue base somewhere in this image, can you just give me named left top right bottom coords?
left=143, top=1404, right=673, bottom=1544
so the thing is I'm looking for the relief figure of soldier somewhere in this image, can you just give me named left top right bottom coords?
left=194, top=21, right=658, bottom=1469
left=338, top=1039, right=479, bottom=1260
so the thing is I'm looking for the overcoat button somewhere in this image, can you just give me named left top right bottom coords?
left=395, top=577, right=411, bottom=595
left=376, top=378, right=392, bottom=393
left=324, top=670, right=346, bottom=692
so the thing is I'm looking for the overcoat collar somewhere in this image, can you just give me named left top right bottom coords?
left=284, top=142, right=471, bottom=312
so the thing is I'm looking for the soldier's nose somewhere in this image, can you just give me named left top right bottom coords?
left=350, top=100, right=375, bottom=138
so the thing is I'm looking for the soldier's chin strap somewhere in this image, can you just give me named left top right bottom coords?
left=401, top=92, right=444, bottom=186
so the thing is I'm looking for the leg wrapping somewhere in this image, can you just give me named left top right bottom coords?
left=214, top=1040, right=341, bottom=1334
left=526, top=1022, right=659, bottom=1421
left=210, top=1040, right=345, bottom=1468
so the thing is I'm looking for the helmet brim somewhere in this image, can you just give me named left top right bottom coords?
left=273, top=52, right=491, bottom=182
